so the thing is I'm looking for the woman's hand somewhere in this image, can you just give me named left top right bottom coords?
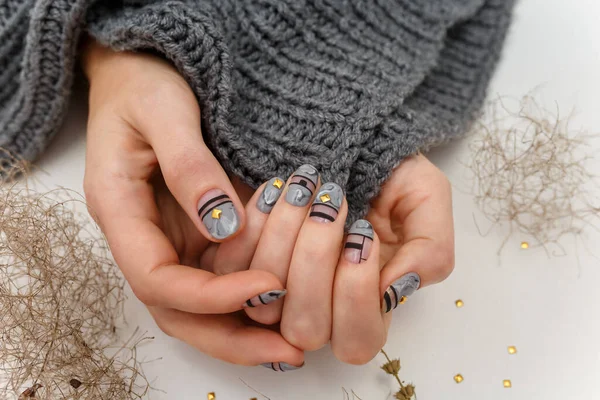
left=81, top=39, right=304, bottom=368
left=211, top=155, right=455, bottom=365
left=330, top=154, right=455, bottom=364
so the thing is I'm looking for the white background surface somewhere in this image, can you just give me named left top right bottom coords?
left=33, top=1, right=600, bottom=399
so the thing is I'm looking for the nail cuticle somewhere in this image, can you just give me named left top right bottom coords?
left=285, top=164, right=319, bottom=207
left=382, top=272, right=421, bottom=313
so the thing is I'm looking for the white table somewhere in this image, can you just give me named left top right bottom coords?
left=35, top=0, right=600, bottom=398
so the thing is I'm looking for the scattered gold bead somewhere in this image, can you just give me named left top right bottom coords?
left=508, top=346, right=517, bottom=354
left=454, top=374, right=464, bottom=383
left=211, top=209, right=222, bottom=219
left=455, top=299, right=464, bottom=308
left=398, top=296, right=407, bottom=304
left=520, top=241, right=529, bottom=249
left=250, top=398, right=258, bottom=400
left=320, top=193, right=331, bottom=203
left=273, top=179, right=283, bottom=189
left=207, top=393, right=216, bottom=400
left=503, top=380, right=512, bottom=388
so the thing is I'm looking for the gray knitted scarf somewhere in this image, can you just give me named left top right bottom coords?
left=0, top=0, right=515, bottom=221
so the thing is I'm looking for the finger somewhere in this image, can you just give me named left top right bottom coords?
left=246, top=164, right=320, bottom=325
left=331, top=220, right=386, bottom=365
left=212, top=177, right=287, bottom=276
left=127, top=85, right=244, bottom=242
left=379, top=164, right=455, bottom=314
left=149, top=307, right=304, bottom=370
left=281, top=183, right=347, bottom=351
left=85, top=123, right=285, bottom=313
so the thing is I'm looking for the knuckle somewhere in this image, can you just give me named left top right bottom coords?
left=161, top=150, right=203, bottom=183
left=432, top=244, right=455, bottom=281
left=152, top=315, right=175, bottom=338
left=282, top=317, right=330, bottom=352
left=130, top=284, right=156, bottom=307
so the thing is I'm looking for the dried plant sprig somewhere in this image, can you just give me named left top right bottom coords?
left=0, top=156, right=151, bottom=399
left=380, top=349, right=416, bottom=400
left=468, top=93, right=600, bottom=255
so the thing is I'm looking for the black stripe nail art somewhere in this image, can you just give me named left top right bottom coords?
left=344, top=219, right=374, bottom=264
left=310, top=182, right=343, bottom=223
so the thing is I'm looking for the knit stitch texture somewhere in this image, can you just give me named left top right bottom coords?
left=0, top=0, right=515, bottom=221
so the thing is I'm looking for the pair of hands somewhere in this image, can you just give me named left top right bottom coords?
left=82, top=40, right=455, bottom=369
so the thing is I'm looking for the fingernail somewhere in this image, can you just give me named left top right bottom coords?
left=344, top=219, right=373, bottom=263
left=285, top=164, right=319, bottom=207
left=242, top=289, right=287, bottom=308
left=261, top=362, right=304, bottom=372
left=382, top=272, right=421, bottom=313
left=197, top=189, right=240, bottom=240
left=309, top=182, right=343, bottom=223
left=256, top=177, right=285, bottom=214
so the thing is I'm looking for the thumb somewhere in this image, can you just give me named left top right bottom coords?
left=130, top=83, right=245, bottom=242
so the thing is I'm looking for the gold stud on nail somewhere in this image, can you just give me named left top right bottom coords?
left=320, top=193, right=331, bottom=203
left=503, top=380, right=512, bottom=388
left=508, top=346, right=517, bottom=354
left=398, top=296, right=407, bottom=304
left=454, top=374, right=464, bottom=383
left=273, top=179, right=283, bottom=189
left=211, top=209, right=222, bottom=219
left=207, top=393, right=216, bottom=400
left=520, top=241, right=529, bottom=249
left=455, top=299, right=464, bottom=308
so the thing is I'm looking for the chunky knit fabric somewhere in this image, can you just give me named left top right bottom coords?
left=0, top=0, right=514, bottom=221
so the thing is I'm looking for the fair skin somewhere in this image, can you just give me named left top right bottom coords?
left=82, top=40, right=455, bottom=367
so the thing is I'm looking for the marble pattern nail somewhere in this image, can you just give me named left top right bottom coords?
left=309, top=182, right=343, bottom=223
left=344, top=219, right=373, bottom=263
left=197, top=189, right=240, bottom=240
left=243, top=289, right=287, bottom=308
left=285, top=164, right=319, bottom=207
left=382, top=272, right=421, bottom=313
left=256, top=177, right=285, bottom=214
left=261, top=362, right=304, bottom=372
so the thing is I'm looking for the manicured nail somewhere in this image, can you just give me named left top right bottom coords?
left=256, top=177, right=285, bottom=214
left=261, top=362, right=304, bottom=372
left=309, top=182, right=343, bottom=223
left=197, top=189, right=240, bottom=240
left=243, top=289, right=287, bottom=308
left=382, top=272, right=421, bottom=313
left=285, top=164, right=319, bottom=207
left=344, top=219, right=373, bottom=263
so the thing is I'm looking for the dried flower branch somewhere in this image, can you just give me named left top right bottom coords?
left=468, top=93, right=600, bottom=255
left=0, top=155, right=151, bottom=399
left=380, top=349, right=416, bottom=400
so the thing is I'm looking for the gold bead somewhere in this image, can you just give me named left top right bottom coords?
left=508, top=346, right=517, bottom=354
left=398, top=295, right=407, bottom=304
left=320, top=193, right=331, bottom=203
left=455, top=299, right=464, bottom=308
left=520, top=241, right=529, bottom=249
left=454, top=374, right=464, bottom=383
left=273, top=179, right=283, bottom=189
left=211, top=209, right=222, bottom=219
left=503, top=380, right=512, bottom=388
left=207, top=393, right=216, bottom=400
